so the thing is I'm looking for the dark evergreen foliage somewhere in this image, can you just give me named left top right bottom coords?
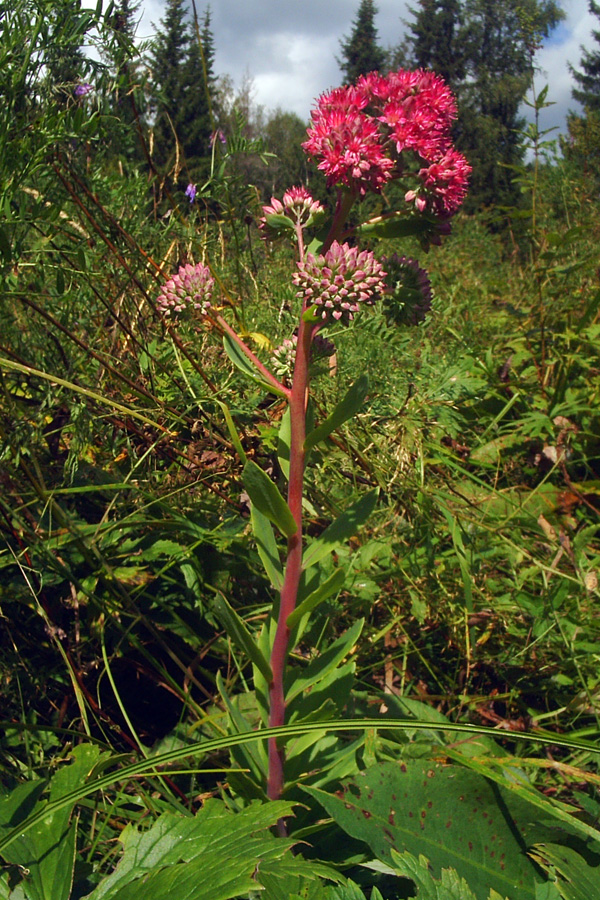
left=338, top=0, right=386, bottom=84
left=571, top=0, right=600, bottom=112
left=180, top=7, right=216, bottom=180
left=146, top=1, right=217, bottom=180
left=400, top=0, right=563, bottom=210
left=43, top=0, right=88, bottom=102
left=146, top=0, right=191, bottom=170
left=407, top=0, right=465, bottom=88
left=107, top=0, right=146, bottom=162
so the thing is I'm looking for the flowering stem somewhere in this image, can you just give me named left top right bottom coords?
left=322, top=188, right=357, bottom=253
left=267, top=315, right=313, bottom=809
left=210, top=312, right=290, bottom=398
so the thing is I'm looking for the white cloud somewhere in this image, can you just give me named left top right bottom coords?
left=87, top=0, right=599, bottom=134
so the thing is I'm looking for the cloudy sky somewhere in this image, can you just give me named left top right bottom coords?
left=130, top=0, right=596, bottom=134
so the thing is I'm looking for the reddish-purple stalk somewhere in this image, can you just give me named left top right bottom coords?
left=267, top=315, right=313, bottom=810
left=211, top=311, right=290, bottom=398
left=265, top=201, right=357, bottom=815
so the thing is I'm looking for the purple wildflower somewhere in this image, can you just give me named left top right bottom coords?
left=74, top=83, right=93, bottom=97
left=185, top=183, right=197, bottom=203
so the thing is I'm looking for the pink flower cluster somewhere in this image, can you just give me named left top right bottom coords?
left=272, top=331, right=336, bottom=378
left=260, top=187, right=325, bottom=238
left=156, top=262, right=213, bottom=318
left=293, top=241, right=386, bottom=323
left=303, top=69, right=471, bottom=215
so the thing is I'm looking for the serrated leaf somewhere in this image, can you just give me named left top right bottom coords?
left=0, top=746, right=104, bottom=900
left=243, top=460, right=297, bottom=537
left=302, top=491, right=378, bottom=569
left=304, top=376, right=369, bottom=452
left=390, top=848, right=480, bottom=899
left=87, top=799, right=296, bottom=900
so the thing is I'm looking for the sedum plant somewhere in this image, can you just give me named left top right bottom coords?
left=158, top=68, right=471, bottom=810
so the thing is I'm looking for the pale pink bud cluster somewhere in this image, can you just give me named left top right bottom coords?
left=293, top=241, right=386, bottom=323
left=156, top=262, right=213, bottom=318
left=272, top=331, right=336, bottom=378
left=303, top=68, right=471, bottom=215
left=260, top=187, right=325, bottom=237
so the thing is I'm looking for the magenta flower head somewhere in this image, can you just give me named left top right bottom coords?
left=74, top=83, right=93, bottom=97
left=156, top=262, right=213, bottom=318
left=185, top=183, right=197, bottom=203
left=293, top=241, right=386, bottom=324
left=303, top=68, right=471, bottom=219
left=260, top=187, right=325, bottom=239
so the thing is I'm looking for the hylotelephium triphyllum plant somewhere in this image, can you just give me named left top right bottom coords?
left=157, top=68, right=471, bottom=813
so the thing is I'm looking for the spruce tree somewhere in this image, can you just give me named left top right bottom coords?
left=44, top=0, right=88, bottom=102
left=338, top=0, right=386, bottom=84
left=108, top=0, right=145, bottom=162
left=403, top=0, right=562, bottom=209
left=457, top=0, right=563, bottom=209
left=407, top=0, right=465, bottom=88
left=147, top=0, right=191, bottom=170
left=571, top=0, right=600, bottom=113
left=180, top=6, right=217, bottom=177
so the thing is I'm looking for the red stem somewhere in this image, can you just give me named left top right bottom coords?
left=211, top=312, right=290, bottom=398
left=267, top=316, right=313, bottom=804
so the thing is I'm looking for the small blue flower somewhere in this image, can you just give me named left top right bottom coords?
left=74, top=83, right=93, bottom=97
left=185, top=183, right=197, bottom=203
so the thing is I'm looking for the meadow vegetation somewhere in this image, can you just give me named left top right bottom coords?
left=1, top=1, right=600, bottom=899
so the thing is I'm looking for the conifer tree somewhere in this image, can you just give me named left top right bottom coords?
left=108, top=0, right=145, bottom=161
left=401, top=0, right=562, bottom=209
left=457, top=0, right=562, bottom=209
left=180, top=6, right=217, bottom=176
left=406, top=0, right=465, bottom=88
left=147, top=0, right=191, bottom=169
left=338, top=0, right=386, bottom=84
left=571, top=0, right=600, bottom=112
left=44, top=0, right=88, bottom=102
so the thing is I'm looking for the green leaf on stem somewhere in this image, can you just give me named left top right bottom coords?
left=357, top=212, right=439, bottom=240
left=211, top=591, right=273, bottom=683
left=0, top=745, right=104, bottom=900
left=304, top=375, right=369, bottom=451
left=251, top=506, right=283, bottom=590
left=222, top=334, right=287, bottom=397
left=243, top=460, right=297, bottom=538
left=87, top=797, right=296, bottom=900
left=216, top=400, right=247, bottom=464
left=302, top=490, right=378, bottom=570
left=285, top=619, right=363, bottom=704
left=263, top=212, right=295, bottom=234
left=277, top=407, right=291, bottom=480
left=286, top=568, right=346, bottom=629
